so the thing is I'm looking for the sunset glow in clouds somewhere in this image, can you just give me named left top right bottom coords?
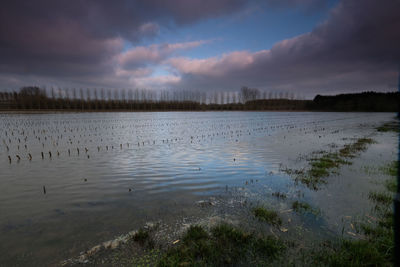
left=1, top=0, right=399, bottom=97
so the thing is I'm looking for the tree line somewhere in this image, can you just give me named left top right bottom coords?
left=308, top=92, right=400, bottom=112
left=0, top=86, right=398, bottom=112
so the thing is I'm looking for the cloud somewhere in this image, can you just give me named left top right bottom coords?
left=118, top=40, right=210, bottom=70
left=0, top=18, right=124, bottom=77
left=109, top=40, right=210, bottom=88
left=0, top=0, right=399, bottom=97
left=165, top=0, right=400, bottom=96
left=168, top=50, right=266, bottom=76
left=138, top=23, right=160, bottom=37
left=0, top=0, right=248, bottom=89
left=115, top=67, right=153, bottom=78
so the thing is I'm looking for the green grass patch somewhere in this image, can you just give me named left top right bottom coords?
left=309, top=153, right=350, bottom=176
left=293, top=137, right=373, bottom=190
left=157, top=224, right=285, bottom=266
left=368, top=192, right=392, bottom=206
left=131, top=249, right=162, bottom=267
left=380, top=160, right=399, bottom=177
left=313, top=239, right=388, bottom=266
left=338, top=146, right=355, bottom=158
left=253, top=207, right=282, bottom=226
left=385, top=179, right=397, bottom=193
left=376, top=121, right=399, bottom=133
left=297, top=176, right=327, bottom=190
left=133, top=229, right=149, bottom=243
left=292, top=201, right=320, bottom=216
left=298, top=152, right=351, bottom=190
left=272, top=192, right=287, bottom=199
left=354, top=137, right=375, bottom=146
left=339, top=138, right=375, bottom=158
left=132, top=228, right=154, bottom=248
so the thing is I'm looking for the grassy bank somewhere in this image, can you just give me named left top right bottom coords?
left=158, top=224, right=285, bottom=266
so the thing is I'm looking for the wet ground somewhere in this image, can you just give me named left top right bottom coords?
left=0, top=112, right=397, bottom=266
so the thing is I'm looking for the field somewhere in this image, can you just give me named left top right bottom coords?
left=0, top=111, right=398, bottom=266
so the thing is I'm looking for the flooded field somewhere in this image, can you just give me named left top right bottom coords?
left=0, top=111, right=397, bottom=266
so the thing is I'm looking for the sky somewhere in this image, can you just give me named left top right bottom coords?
left=0, top=0, right=399, bottom=98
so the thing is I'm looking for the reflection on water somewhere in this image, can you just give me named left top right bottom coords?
left=0, top=111, right=394, bottom=265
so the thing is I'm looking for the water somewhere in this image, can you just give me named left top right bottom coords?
left=0, top=111, right=396, bottom=265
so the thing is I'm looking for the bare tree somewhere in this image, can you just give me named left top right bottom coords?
left=240, top=86, right=260, bottom=103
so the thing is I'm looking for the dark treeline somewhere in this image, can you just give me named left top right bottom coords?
left=0, top=86, right=398, bottom=112
left=247, top=92, right=400, bottom=112
left=308, top=92, right=400, bottom=112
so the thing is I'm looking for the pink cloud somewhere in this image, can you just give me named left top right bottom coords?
left=167, top=50, right=269, bottom=77
left=117, top=40, right=211, bottom=70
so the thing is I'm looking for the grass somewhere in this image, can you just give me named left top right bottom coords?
left=157, top=224, right=285, bottom=266
left=311, top=161, right=397, bottom=266
left=131, top=249, right=162, bottom=267
left=292, top=201, right=320, bottom=216
left=272, top=192, right=287, bottom=199
left=309, top=153, right=350, bottom=177
left=298, top=176, right=326, bottom=190
left=133, top=229, right=149, bottom=242
left=368, top=192, right=392, bottom=206
left=313, top=240, right=389, bottom=266
left=298, top=152, right=350, bottom=190
left=132, top=228, right=154, bottom=248
left=385, top=179, right=397, bottom=193
left=253, top=207, right=282, bottom=226
left=376, top=121, right=399, bottom=133
left=339, top=138, right=375, bottom=158
left=289, top=137, right=374, bottom=190
left=380, top=160, right=399, bottom=177
left=313, top=195, right=394, bottom=266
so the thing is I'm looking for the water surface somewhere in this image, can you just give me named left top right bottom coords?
left=0, top=111, right=395, bottom=265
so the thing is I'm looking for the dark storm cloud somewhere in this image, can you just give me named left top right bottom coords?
left=168, top=0, right=400, bottom=96
left=0, top=0, right=248, bottom=80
